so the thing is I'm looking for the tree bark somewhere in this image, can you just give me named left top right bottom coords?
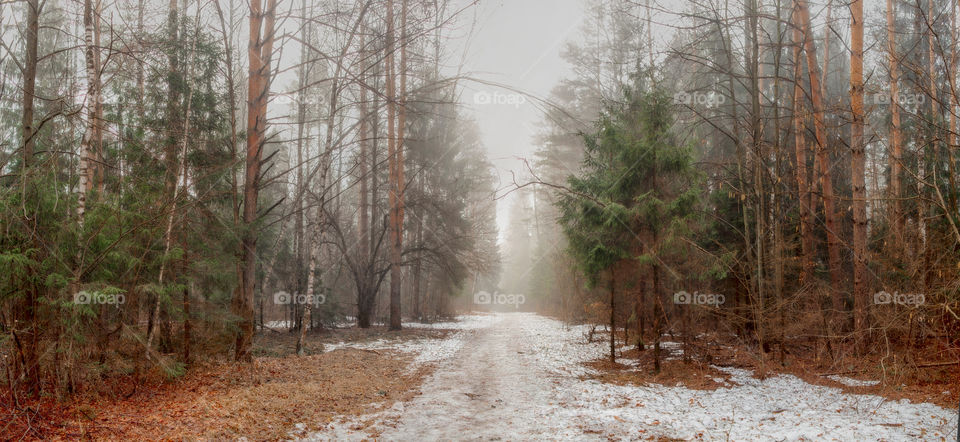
left=21, top=0, right=39, bottom=168
left=182, top=285, right=191, bottom=364
left=792, top=1, right=814, bottom=284
left=387, top=0, right=406, bottom=331
left=78, top=0, right=100, bottom=223
left=609, top=268, right=616, bottom=363
left=795, top=0, right=844, bottom=321
left=850, top=0, right=868, bottom=340
left=17, top=0, right=40, bottom=396
left=886, top=0, right=904, bottom=247
left=235, top=0, right=277, bottom=362
left=297, top=211, right=320, bottom=355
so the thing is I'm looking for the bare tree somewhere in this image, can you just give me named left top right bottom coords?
left=849, top=0, right=867, bottom=339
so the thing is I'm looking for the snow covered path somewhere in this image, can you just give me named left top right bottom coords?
left=306, top=312, right=958, bottom=441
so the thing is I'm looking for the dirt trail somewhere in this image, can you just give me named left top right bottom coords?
left=380, top=313, right=559, bottom=440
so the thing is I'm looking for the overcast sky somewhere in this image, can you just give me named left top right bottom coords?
left=448, top=0, right=586, bottom=243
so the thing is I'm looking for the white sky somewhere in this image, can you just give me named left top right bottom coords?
left=448, top=0, right=586, bottom=243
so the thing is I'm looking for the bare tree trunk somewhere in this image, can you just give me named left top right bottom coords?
left=182, top=284, right=191, bottom=364
left=358, top=24, right=370, bottom=287
left=796, top=0, right=843, bottom=322
left=235, top=0, right=277, bottom=362
left=948, top=0, right=959, bottom=218
left=21, top=0, right=39, bottom=168
left=747, top=0, right=765, bottom=369
left=850, top=0, right=868, bottom=341
left=821, top=0, right=832, bottom=103
left=412, top=188, right=423, bottom=321
left=920, top=0, right=936, bottom=291
left=293, top=0, right=312, bottom=336
left=792, top=3, right=814, bottom=284
left=886, top=0, right=904, bottom=247
left=771, top=0, right=787, bottom=364
left=652, top=261, right=662, bottom=373
left=387, top=0, right=405, bottom=330
left=18, top=0, right=41, bottom=396
left=78, top=0, right=100, bottom=223
left=609, top=269, right=616, bottom=363
left=297, top=211, right=320, bottom=355
left=635, top=279, right=645, bottom=352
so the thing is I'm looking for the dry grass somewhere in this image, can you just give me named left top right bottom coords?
left=585, top=347, right=732, bottom=391
left=1, top=327, right=444, bottom=441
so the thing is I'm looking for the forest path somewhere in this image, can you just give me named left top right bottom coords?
left=378, top=313, right=563, bottom=440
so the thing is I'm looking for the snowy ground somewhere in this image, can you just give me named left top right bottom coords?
left=301, top=312, right=958, bottom=441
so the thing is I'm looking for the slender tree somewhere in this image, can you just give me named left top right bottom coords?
left=795, top=0, right=843, bottom=320
left=850, top=0, right=867, bottom=338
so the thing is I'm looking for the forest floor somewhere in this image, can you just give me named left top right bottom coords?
left=1, top=326, right=452, bottom=440
left=3, top=312, right=958, bottom=440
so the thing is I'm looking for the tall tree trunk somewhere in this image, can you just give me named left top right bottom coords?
left=78, top=0, right=100, bottom=223
left=234, top=0, right=277, bottom=362
left=21, top=0, right=39, bottom=168
left=358, top=24, right=370, bottom=289
left=182, top=284, right=191, bottom=364
left=747, top=0, right=765, bottom=368
left=609, top=268, right=616, bottom=363
left=297, top=211, right=320, bottom=355
left=887, top=0, right=904, bottom=248
left=18, top=0, right=40, bottom=396
left=412, top=184, right=423, bottom=321
left=635, top=274, right=645, bottom=351
left=387, top=0, right=405, bottom=330
left=821, top=0, right=832, bottom=103
left=652, top=261, right=662, bottom=373
left=796, top=0, right=844, bottom=322
left=93, top=0, right=104, bottom=194
left=849, top=0, right=868, bottom=340
left=920, top=0, right=936, bottom=291
left=771, top=0, right=786, bottom=364
left=948, top=0, right=959, bottom=218
left=293, top=0, right=311, bottom=336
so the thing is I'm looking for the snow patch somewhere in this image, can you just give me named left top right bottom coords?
left=827, top=375, right=882, bottom=387
left=322, top=314, right=502, bottom=367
